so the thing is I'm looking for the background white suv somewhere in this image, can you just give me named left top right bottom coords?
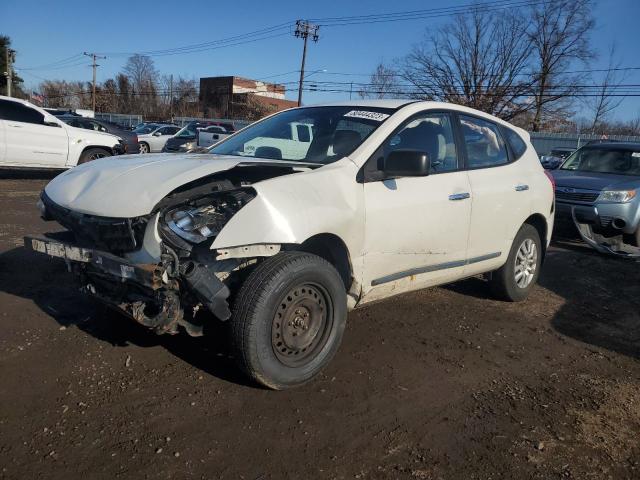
left=26, top=100, right=554, bottom=389
left=0, top=96, right=123, bottom=169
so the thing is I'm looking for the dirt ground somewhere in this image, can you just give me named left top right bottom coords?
left=0, top=174, right=639, bottom=480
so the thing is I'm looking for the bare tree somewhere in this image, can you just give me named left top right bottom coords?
left=358, top=63, right=400, bottom=99
left=585, top=44, right=626, bottom=133
left=115, top=73, right=132, bottom=114
left=527, top=0, right=595, bottom=131
left=400, top=7, right=533, bottom=120
left=40, top=80, right=89, bottom=109
left=123, top=54, right=159, bottom=115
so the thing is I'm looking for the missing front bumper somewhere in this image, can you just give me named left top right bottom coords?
left=568, top=209, right=640, bottom=258
left=24, top=234, right=231, bottom=335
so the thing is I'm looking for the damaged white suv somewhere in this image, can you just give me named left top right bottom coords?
left=26, top=101, right=554, bottom=389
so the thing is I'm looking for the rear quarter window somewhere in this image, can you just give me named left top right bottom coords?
left=502, top=127, right=528, bottom=159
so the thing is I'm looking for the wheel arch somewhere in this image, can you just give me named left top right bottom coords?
left=292, top=233, right=353, bottom=291
left=523, top=213, right=548, bottom=261
left=81, top=145, right=114, bottom=156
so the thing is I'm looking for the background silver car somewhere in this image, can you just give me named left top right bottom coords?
left=135, top=124, right=180, bottom=153
left=552, top=142, right=640, bottom=255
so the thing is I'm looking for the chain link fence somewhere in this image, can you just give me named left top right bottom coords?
left=94, top=113, right=143, bottom=129
left=530, top=132, right=640, bottom=156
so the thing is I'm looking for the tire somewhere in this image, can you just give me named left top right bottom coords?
left=490, top=224, right=542, bottom=302
left=139, top=142, right=149, bottom=154
left=78, top=147, right=111, bottom=164
left=230, top=251, right=347, bottom=390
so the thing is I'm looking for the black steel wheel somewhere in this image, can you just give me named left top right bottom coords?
left=231, top=252, right=347, bottom=389
left=271, top=283, right=333, bottom=367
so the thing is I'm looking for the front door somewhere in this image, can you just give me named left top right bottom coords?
left=361, top=111, right=472, bottom=303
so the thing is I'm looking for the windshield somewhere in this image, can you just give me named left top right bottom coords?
left=561, top=146, right=640, bottom=176
left=175, top=124, right=199, bottom=139
left=134, top=124, right=158, bottom=134
left=209, top=106, right=395, bottom=164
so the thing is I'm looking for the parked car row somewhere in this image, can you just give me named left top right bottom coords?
left=0, top=97, right=239, bottom=168
left=0, top=96, right=125, bottom=169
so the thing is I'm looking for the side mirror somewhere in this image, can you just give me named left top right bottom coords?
left=153, top=131, right=162, bottom=137
left=383, top=150, right=430, bottom=178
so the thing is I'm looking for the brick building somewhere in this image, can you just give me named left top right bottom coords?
left=199, top=76, right=297, bottom=118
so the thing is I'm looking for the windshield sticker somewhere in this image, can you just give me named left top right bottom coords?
left=632, top=152, right=640, bottom=158
left=344, top=110, right=390, bottom=122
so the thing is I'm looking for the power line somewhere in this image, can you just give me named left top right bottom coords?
left=310, top=0, right=551, bottom=26
left=101, top=23, right=293, bottom=58
left=18, top=53, right=85, bottom=71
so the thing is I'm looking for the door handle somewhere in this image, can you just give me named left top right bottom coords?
left=515, top=184, right=529, bottom=191
left=449, top=192, right=470, bottom=201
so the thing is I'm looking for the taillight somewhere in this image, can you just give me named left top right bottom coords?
left=544, top=170, right=555, bottom=190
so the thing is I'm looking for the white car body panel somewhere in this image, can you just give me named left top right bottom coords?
left=0, top=95, right=120, bottom=169
left=46, top=154, right=245, bottom=216
left=42, top=100, right=554, bottom=309
left=359, top=170, right=473, bottom=301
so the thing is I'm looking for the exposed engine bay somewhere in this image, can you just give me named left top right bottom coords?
left=30, top=163, right=308, bottom=336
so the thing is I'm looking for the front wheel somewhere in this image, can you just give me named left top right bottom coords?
left=230, top=252, right=347, bottom=390
left=78, top=147, right=111, bottom=164
left=490, top=224, right=542, bottom=302
left=139, top=142, right=149, bottom=154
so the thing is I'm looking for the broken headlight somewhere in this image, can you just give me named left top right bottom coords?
left=164, top=190, right=254, bottom=244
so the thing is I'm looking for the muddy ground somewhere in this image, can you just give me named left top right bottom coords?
left=0, top=174, right=639, bottom=480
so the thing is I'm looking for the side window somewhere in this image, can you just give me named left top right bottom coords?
left=0, top=100, right=44, bottom=125
left=459, top=115, right=508, bottom=168
left=168, top=126, right=180, bottom=135
left=89, top=121, right=107, bottom=132
left=502, top=127, right=527, bottom=159
left=382, top=113, right=459, bottom=173
left=296, top=124, right=311, bottom=142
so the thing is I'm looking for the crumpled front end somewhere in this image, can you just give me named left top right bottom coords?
left=26, top=164, right=302, bottom=335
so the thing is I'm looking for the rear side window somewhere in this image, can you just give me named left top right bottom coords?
left=0, top=100, right=44, bottom=125
left=459, top=115, right=508, bottom=168
left=502, top=127, right=527, bottom=159
left=296, top=124, right=311, bottom=142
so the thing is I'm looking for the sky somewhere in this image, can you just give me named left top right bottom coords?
left=2, top=0, right=639, bottom=121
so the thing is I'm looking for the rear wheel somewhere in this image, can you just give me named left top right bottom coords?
left=78, top=148, right=111, bottom=164
left=139, top=142, right=149, bottom=154
left=230, top=252, right=347, bottom=390
left=490, top=224, right=542, bottom=302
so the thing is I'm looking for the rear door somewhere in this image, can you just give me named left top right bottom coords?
left=459, top=115, right=531, bottom=273
left=0, top=99, right=68, bottom=168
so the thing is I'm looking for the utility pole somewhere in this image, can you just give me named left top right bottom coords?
left=294, top=20, right=319, bottom=107
left=83, top=52, right=106, bottom=112
left=169, top=74, right=174, bottom=121
left=4, top=48, right=15, bottom=97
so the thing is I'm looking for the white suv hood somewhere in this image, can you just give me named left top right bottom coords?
left=45, top=153, right=280, bottom=217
